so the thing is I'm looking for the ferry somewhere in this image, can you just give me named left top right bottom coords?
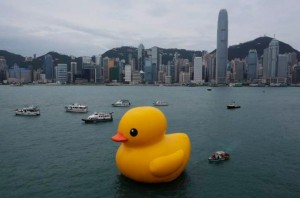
left=82, top=112, right=113, bottom=123
left=153, top=100, right=168, bottom=106
left=65, top=103, right=88, bottom=113
left=112, top=99, right=131, bottom=107
left=15, top=105, right=40, bottom=116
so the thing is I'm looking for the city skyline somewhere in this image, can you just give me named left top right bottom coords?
left=0, top=0, right=300, bottom=57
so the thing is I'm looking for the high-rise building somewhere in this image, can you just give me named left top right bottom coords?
left=44, top=54, right=54, bottom=81
left=124, top=65, right=132, bottom=83
left=56, top=64, right=68, bottom=84
left=277, top=54, right=288, bottom=83
left=246, top=49, right=258, bottom=81
left=138, top=44, right=145, bottom=71
left=70, top=62, right=77, bottom=83
left=267, top=39, right=279, bottom=81
left=216, top=9, right=228, bottom=84
left=151, top=47, right=159, bottom=82
left=262, top=48, right=269, bottom=80
left=193, top=57, right=203, bottom=83
left=144, top=58, right=153, bottom=83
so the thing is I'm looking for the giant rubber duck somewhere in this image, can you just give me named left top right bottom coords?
left=112, top=106, right=191, bottom=183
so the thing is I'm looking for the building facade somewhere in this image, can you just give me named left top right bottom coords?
left=56, top=64, right=68, bottom=84
left=193, top=57, right=203, bottom=83
left=216, top=9, right=228, bottom=84
left=44, top=54, right=54, bottom=81
left=246, top=49, right=258, bottom=82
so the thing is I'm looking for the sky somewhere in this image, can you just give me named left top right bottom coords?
left=0, top=0, right=299, bottom=57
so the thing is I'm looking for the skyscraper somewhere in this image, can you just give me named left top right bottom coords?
left=193, top=57, right=203, bottom=83
left=267, top=39, right=279, bottom=81
left=138, top=44, right=144, bottom=71
left=151, top=47, right=159, bottom=82
left=216, top=9, right=228, bottom=84
left=246, top=49, right=258, bottom=81
left=44, top=54, right=53, bottom=81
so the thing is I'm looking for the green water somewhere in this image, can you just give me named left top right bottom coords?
left=0, top=85, right=299, bottom=197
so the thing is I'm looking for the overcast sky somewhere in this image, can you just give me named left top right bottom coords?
left=0, top=0, right=299, bottom=57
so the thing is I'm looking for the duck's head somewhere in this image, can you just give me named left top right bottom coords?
left=112, top=106, right=167, bottom=147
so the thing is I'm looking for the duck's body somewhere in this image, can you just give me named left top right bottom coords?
left=112, top=106, right=191, bottom=183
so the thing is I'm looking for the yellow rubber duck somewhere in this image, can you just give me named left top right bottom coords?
left=112, top=106, right=191, bottom=183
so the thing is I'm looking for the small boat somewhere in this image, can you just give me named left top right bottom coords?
left=82, top=112, right=113, bottom=123
left=112, top=99, right=131, bottom=107
left=153, top=100, right=168, bottom=106
left=208, top=151, right=230, bottom=163
left=65, top=103, right=88, bottom=113
left=227, top=101, right=240, bottom=109
left=15, top=105, right=40, bottom=116
left=207, top=88, right=212, bottom=91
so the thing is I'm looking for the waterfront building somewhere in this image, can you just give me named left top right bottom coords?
left=138, top=44, right=145, bottom=71
left=246, top=49, right=258, bottom=82
left=267, top=39, right=279, bottom=82
left=56, top=64, right=68, bottom=84
left=179, top=72, right=190, bottom=84
left=7, top=66, right=32, bottom=83
left=0, top=56, right=6, bottom=70
left=110, top=60, right=123, bottom=82
left=44, top=54, right=54, bottom=82
left=81, top=56, right=99, bottom=83
left=0, top=56, right=7, bottom=82
left=292, top=65, right=300, bottom=84
left=231, top=59, right=245, bottom=82
left=70, top=62, right=77, bottom=83
left=216, top=9, right=228, bottom=84
left=166, top=62, right=175, bottom=84
left=102, top=57, right=115, bottom=83
left=262, top=48, right=269, bottom=82
left=204, top=53, right=216, bottom=83
left=151, top=47, right=159, bottom=82
left=144, top=58, right=153, bottom=83
left=193, top=57, right=203, bottom=83
left=277, top=54, right=288, bottom=83
left=132, top=70, right=141, bottom=84
left=124, top=65, right=132, bottom=83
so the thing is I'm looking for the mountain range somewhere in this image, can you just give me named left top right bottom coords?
left=1, top=36, right=299, bottom=70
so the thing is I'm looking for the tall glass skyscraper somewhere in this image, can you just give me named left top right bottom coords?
left=267, top=39, right=279, bottom=80
left=138, top=43, right=144, bottom=71
left=44, top=54, right=53, bottom=81
left=246, top=49, right=258, bottom=81
left=216, top=9, right=228, bottom=84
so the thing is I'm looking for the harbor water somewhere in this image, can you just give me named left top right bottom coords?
left=0, top=85, right=299, bottom=198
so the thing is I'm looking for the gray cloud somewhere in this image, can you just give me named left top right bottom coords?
left=0, top=0, right=299, bottom=57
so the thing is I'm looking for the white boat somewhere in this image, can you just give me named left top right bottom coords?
left=153, top=100, right=168, bottom=106
left=208, top=151, right=230, bottom=163
left=65, top=103, right=88, bottom=113
left=82, top=112, right=113, bottom=123
left=112, top=99, right=131, bottom=107
left=15, top=105, right=40, bottom=116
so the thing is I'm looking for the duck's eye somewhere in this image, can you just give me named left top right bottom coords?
left=130, top=128, right=138, bottom=137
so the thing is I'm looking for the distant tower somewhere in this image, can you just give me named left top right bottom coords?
left=193, top=57, right=203, bottom=83
left=216, top=9, right=228, bottom=84
left=246, top=49, right=258, bottom=82
left=44, top=54, right=54, bottom=81
left=267, top=39, right=279, bottom=81
left=151, top=47, right=159, bottom=82
left=56, top=64, right=68, bottom=84
left=138, top=43, right=145, bottom=71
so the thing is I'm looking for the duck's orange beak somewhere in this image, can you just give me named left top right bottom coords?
left=112, top=132, right=128, bottom=142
